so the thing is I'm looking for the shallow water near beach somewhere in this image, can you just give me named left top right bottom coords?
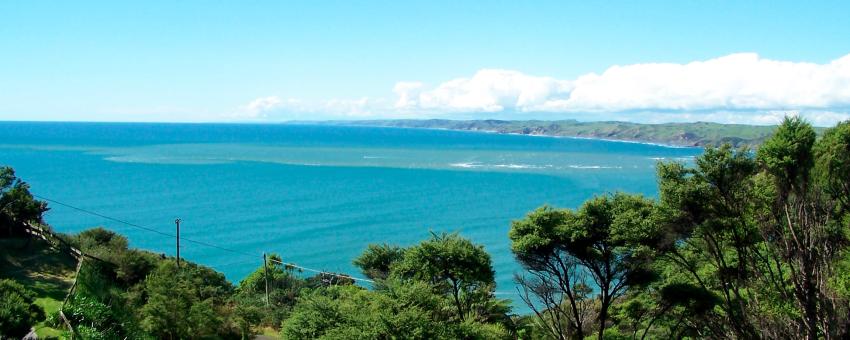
left=0, top=122, right=700, bottom=307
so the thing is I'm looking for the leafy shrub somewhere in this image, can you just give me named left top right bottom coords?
left=64, top=294, right=121, bottom=339
left=45, top=310, right=62, bottom=328
left=0, top=279, right=45, bottom=338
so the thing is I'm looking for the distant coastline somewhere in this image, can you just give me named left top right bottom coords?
left=306, top=119, right=786, bottom=147
left=0, top=119, right=789, bottom=148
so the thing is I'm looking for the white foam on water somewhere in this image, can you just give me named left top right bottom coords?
left=566, top=165, right=622, bottom=169
left=493, top=163, right=542, bottom=169
left=449, top=162, right=483, bottom=168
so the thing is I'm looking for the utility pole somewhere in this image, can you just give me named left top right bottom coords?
left=263, top=252, right=270, bottom=307
left=175, top=218, right=181, bottom=269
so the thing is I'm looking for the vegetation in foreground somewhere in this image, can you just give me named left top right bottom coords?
left=0, top=236, right=76, bottom=338
left=1, top=117, right=849, bottom=339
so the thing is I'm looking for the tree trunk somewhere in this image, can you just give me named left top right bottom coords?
left=803, top=261, right=819, bottom=340
left=597, top=302, right=608, bottom=340
left=451, top=278, right=465, bottom=321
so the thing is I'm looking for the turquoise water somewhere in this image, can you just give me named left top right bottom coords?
left=0, top=122, right=699, bottom=300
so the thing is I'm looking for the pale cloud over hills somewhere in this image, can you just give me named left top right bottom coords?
left=392, top=70, right=573, bottom=113
left=240, top=53, right=850, bottom=126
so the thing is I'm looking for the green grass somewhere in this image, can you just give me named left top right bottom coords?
left=256, top=326, right=282, bottom=339
left=34, top=297, right=66, bottom=338
left=0, top=237, right=78, bottom=338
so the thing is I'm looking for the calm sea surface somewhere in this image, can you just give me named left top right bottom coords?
left=0, top=122, right=699, bottom=302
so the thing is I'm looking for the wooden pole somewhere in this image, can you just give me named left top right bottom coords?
left=175, top=218, right=181, bottom=269
left=263, top=253, right=271, bottom=307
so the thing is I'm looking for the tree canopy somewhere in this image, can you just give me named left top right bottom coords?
left=510, top=193, right=660, bottom=339
left=0, top=166, right=47, bottom=236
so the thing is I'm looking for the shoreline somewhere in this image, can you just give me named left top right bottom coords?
left=322, top=123, right=699, bottom=149
left=503, top=131, right=696, bottom=149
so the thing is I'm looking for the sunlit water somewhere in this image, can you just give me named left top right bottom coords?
left=0, top=122, right=700, bottom=308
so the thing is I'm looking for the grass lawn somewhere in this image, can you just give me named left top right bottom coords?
left=0, top=236, right=78, bottom=338
left=256, top=326, right=282, bottom=339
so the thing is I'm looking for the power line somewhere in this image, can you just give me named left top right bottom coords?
left=34, top=194, right=375, bottom=284
left=267, top=257, right=374, bottom=283
left=38, top=195, right=260, bottom=259
left=36, top=195, right=515, bottom=292
left=177, top=234, right=257, bottom=258
left=36, top=195, right=175, bottom=238
left=217, top=257, right=263, bottom=268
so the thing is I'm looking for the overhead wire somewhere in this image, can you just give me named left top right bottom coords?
left=34, top=194, right=376, bottom=284
left=35, top=195, right=517, bottom=289
left=217, top=257, right=264, bottom=268
left=266, top=257, right=374, bottom=283
left=36, top=195, right=175, bottom=238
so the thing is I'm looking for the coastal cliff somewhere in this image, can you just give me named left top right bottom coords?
left=317, top=119, right=786, bottom=147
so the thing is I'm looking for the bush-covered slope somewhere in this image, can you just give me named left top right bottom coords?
left=0, top=237, right=76, bottom=338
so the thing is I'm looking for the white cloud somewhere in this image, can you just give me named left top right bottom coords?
left=245, top=96, right=283, bottom=113
left=395, top=69, right=573, bottom=112
left=241, top=52, right=850, bottom=125
left=230, top=96, right=391, bottom=121
left=393, top=82, right=425, bottom=109
left=550, top=53, right=850, bottom=112
left=239, top=97, right=278, bottom=118
left=396, top=53, right=850, bottom=114
left=795, top=111, right=850, bottom=126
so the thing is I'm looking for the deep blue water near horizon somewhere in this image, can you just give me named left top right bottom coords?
left=0, top=122, right=700, bottom=309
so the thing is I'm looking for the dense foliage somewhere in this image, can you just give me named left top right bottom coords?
left=0, top=279, right=45, bottom=338
left=0, top=166, right=47, bottom=236
left=509, top=193, right=659, bottom=339
left=510, top=117, right=850, bottom=339
left=290, top=232, right=513, bottom=339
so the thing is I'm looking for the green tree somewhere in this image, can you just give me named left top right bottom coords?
left=0, top=279, right=45, bottom=338
left=641, top=118, right=850, bottom=339
left=234, top=253, right=305, bottom=330
left=569, top=193, right=658, bottom=340
left=814, top=120, right=850, bottom=213
left=392, top=232, right=496, bottom=322
left=508, top=206, right=588, bottom=339
left=654, top=144, right=763, bottom=338
left=758, top=116, right=817, bottom=195
left=139, top=260, right=238, bottom=339
left=818, top=122, right=850, bottom=305
left=281, top=281, right=509, bottom=340
left=0, top=166, right=48, bottom=236
left=353, top=243, right=405, bottom=281
left=74, top=227, right=158, bottom=286
left=510, top=193, right=659, bottom=340
left=756, top=117, right=849, bottom=339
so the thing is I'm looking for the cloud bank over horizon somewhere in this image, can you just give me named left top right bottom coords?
left=240, top=53, right=850, bottom=126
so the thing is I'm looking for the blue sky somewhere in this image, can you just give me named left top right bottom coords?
left=2, top=1, right=849, bottom=125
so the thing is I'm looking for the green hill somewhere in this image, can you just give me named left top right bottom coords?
left=316, top=119, right=797, bottom=147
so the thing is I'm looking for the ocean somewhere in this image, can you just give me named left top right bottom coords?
left=0, top=121, right=700, bottom=302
